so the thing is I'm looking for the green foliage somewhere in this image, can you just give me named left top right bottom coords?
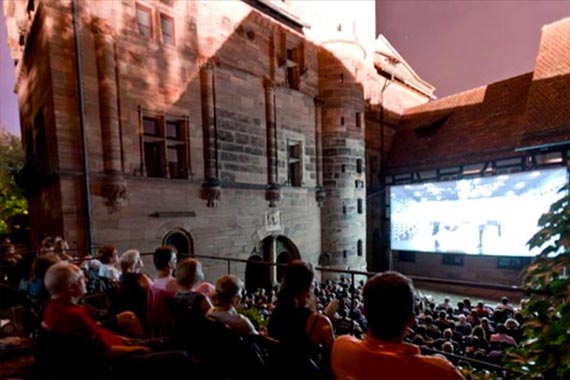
left=238, top=307, right=269, bottom=332
left=0, top=129, right=28, bottom=235
left=504, top=183, right=570, bottom=380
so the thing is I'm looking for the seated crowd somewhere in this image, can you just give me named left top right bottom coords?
left=4, top=240, right=524, bottom=379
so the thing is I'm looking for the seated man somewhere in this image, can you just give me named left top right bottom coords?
left=332, top=272, right=465, bottom=380
left=42, top=261, right=188, bottom=378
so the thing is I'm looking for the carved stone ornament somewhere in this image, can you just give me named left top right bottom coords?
left=265, top=183, right=281, bottom=208
left=315, top=186, right=327, bottom=207
left=201, top=177, right=222, bottom=208
left=101, top=178, right=127, bottom=212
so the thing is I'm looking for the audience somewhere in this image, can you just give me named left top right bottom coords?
left=331, top=271, right=465, bottom=380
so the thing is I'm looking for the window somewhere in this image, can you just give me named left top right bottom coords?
left=136, top=4, right=153, bottom=38
left=141, top=114, right=189, bottom=179
left=340, top=116, right=344, bottom=126
left=357, top=198, right=363, bottom=214
left=356, top=112, right=362, bottom=128
left=356, top=159, right=363, bottom=174
left=287, top=141, right=302, bottom=187
left=286, top=46, right=302, bottom=90
left=357, top=240, right=363, bottom=257
left=160, top=13, right=175, bottom=45
left=342, top=250, right=347, bottom=259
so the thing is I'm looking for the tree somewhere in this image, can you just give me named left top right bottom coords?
left=505, top=183, right=570, bottom=380
left=0, top=126, right=28, bottom=235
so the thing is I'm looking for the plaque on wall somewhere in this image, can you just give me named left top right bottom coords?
left=265, top=209, right=281, bottom=232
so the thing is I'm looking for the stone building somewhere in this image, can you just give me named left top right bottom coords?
left=2, top=0, right=433, bottom=284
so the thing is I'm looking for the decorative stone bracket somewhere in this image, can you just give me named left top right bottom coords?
left=202, top=177, right=222, bottom=208
left=265, top=183, right=281, bottom=208
left=101, top=176, right=127, bottom=212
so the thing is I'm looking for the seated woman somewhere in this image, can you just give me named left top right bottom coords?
left=151, top=246, right=178, bottom=293
left=19, top=253, right=62, bottom=314
left=207, top=274, right=258, bottom=336
left=173, top=258, right=213, bottom=316
left=268, top=260, right=335, bottom=378
left=116, top=249, right=153, bottom=325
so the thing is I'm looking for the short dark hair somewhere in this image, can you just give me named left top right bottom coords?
left=278, top=260, right=314, bottom=301
left=97, top=245, right=117, bottom=264
left=153, top=246, right=176, bottom=270
left=363, top=271, right=415, bottom=340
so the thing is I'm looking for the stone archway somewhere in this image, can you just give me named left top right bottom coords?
left=245, top=235, right=300, bottom=290
left=163, top=229, right=194, bottom=260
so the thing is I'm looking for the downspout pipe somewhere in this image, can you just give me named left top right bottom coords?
left=379, top=71, right=395, bottom=271
left=72, top=0, right=94, bottom=254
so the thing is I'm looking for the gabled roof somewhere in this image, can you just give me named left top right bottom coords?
left=374, top=34, right=436, bottom=99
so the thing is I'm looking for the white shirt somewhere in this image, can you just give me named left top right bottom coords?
left=207, top=307, right=258, bottom=336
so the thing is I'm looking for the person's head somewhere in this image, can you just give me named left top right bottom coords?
left=477, top=301, right=484, bottom=308
left=472, top=325, right=487, bottom=341
left=495, top=324, right=507, bottom=334
left=120, top=249, right=143, bottom=273
left=31, top=253, right=62, bottom=281
left=442, top=341, right=454, bottom=353
left=215, top=275, right=243, bottom=305
left=457, top=301, right=464, bottom=310
left=53, top=237, right=70, bottom=256
left=438, top=311, right=446, bottom=320
left=481, top=317, right=490, bottom=327
left=501, top=296, right=509, bottom=305
left=278, top=260, right=314, bottom=304
left=153, top=246, right=177, bottom=272
left=176, top=258, right=204, bottom=289
left=443, top=328, right=453, bottom=340
left=363, top=271, right=415, bottom=341
left=44, top=262, right=87, bottom=300
left=97, top=245, right=118, bottom=265
left=505, top=318, right=519, bottom=329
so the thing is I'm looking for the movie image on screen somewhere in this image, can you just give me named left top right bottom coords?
left=390, top=167, right=568, bottom=256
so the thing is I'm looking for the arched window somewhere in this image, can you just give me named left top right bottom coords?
left=163, top=229, right=194, bottom=259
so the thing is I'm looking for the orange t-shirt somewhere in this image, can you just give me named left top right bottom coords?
left=332, top=334, right=465, bottom=380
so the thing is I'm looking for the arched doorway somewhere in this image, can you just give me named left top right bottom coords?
left=245, top=235, right=300, bottom=291
left=163, top=229, right=194, bottom=260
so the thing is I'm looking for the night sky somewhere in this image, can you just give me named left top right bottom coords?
left=1, top=0, right=569, bottom=136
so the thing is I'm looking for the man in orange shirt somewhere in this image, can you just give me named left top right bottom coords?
left=332, top=272, right=465, bottom=380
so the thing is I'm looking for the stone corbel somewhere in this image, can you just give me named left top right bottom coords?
left=201, top=177, right=222, bottom=208
left=101, top=175, right=127, bottom=212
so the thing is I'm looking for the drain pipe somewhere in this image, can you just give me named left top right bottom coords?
left=72, top=0, right=94, bottom=254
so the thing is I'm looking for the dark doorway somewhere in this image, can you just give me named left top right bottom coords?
left=245, top=255, right=271, bottom=292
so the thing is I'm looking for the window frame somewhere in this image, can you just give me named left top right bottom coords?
left=159, top=12, right=175, bottom=45
left=136, top=3, right=154, bottom=39
left=139, top=110, right=191, bottom=179
left=287, top=140, right=303, bottom=187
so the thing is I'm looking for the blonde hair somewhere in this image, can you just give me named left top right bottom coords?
left=215, top=275, right=242, bottom=303
left=120, top=249, right=140, bottom=273
left=176, top=258, right=204, bottom=289
left=44, top=262, right=82, bottom=296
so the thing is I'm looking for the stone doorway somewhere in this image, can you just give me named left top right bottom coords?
left=245, top=235, right=300, bottom=291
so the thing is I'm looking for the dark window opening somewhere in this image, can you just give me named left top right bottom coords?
left=342, top=205, right=347, bottom=215
left=288, top=141, right=302, bottom=187
left=143, top=117, right=160, bottom=136
left=356, top=112, right=361, bottom=128
left=356, top=159, right=363, bottom=174
left=357, top=198, right=363, bottom=214
left=285, top=46, right=302, bottom=90
left=342, top=250, right=347, bottom=259
left=357, top=240, right=363, bottom=256
left=341, top=164, right=346, bottom=173
left=144, top=142, right=164, bottom=177
left=340, top=116, right=344, bottom=126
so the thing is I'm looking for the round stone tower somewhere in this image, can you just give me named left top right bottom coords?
left=318, top=30, right=367, bottom=275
